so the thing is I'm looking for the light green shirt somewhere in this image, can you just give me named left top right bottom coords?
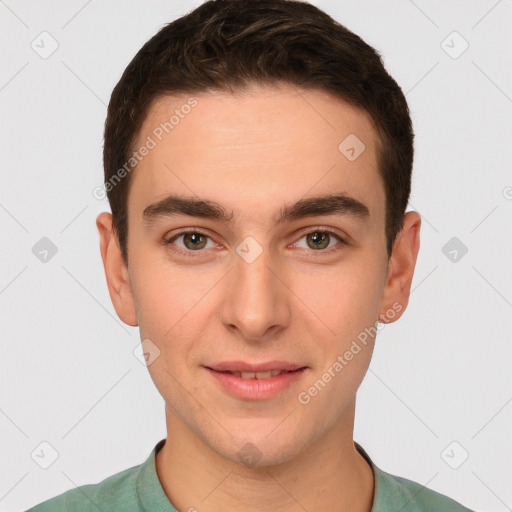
left=26, top=439, right=474, bottom=511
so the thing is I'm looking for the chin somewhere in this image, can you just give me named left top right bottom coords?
left=210, top=422, right=313, bottom=469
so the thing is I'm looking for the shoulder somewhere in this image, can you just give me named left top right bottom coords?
left=376, top=468, right=475, bottom=512
left=25, top=462, right=142, bottom=512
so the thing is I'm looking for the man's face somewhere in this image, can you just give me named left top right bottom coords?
left=122, top=85, right=392, bottom=465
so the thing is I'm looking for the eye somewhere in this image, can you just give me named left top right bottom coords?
left=163, top=228, right=346, bottom=257
left=293, top=230, right=345, bottom=252
left=165, top=231, right=217, bottom=252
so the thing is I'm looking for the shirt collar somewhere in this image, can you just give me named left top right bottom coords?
left=136, top=439, right=179, bottom=512
left=355, top=442, right=423, bottom=512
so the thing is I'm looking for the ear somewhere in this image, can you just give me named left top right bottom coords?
left=378, top=211, right=421, bottom=324
left=96, top=212, right=138, bottom=327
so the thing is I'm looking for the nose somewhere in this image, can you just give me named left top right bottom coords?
left=220, top=245, right=291, bottom=343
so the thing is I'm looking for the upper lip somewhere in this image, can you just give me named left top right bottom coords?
left=205, top=361, right=306, bottom=372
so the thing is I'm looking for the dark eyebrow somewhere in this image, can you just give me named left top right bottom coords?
left=142, top=193, right=370, bottom=227
left=275, top=194, right=370, bottom=224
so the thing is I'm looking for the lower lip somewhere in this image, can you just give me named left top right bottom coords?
left=205, top=368, right=307, bottom=400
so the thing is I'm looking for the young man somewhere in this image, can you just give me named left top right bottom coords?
left=28, top=0, right=474, bottom=510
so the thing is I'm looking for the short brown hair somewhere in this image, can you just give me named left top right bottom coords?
left=103, top=0, right=414, bottom=264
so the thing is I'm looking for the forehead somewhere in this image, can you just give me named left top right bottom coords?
left=129, top=85, right=384, bottom=228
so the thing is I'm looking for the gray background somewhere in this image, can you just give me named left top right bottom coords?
left=1, top=1, right=511, bottom=511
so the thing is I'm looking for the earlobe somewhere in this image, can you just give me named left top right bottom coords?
left=96, top=212, right=138, bottom=327
left=378, top=211, right=421, bottom=324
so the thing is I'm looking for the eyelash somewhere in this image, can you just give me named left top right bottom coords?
left=163, top=227, right=347, bottom=258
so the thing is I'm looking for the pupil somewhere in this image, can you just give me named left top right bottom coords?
left=185, top=233, right=206, bottom=249
left=308, top=232, right=329, bottom=250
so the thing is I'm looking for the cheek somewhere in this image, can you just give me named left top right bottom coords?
left=131, top=266, right=208, bottom=403
left=130, top=259, right=225, bottom=396
left=290, top=257, right=384, bottom=342
left=131, top=256, right=215, bottom=337
left=294, top=261, right=382, bottom=414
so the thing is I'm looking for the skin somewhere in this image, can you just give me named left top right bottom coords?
left=97, top=84, right=421, bottom=512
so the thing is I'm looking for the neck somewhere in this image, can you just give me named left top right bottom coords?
left=155, top=402, right=374, bottom=512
